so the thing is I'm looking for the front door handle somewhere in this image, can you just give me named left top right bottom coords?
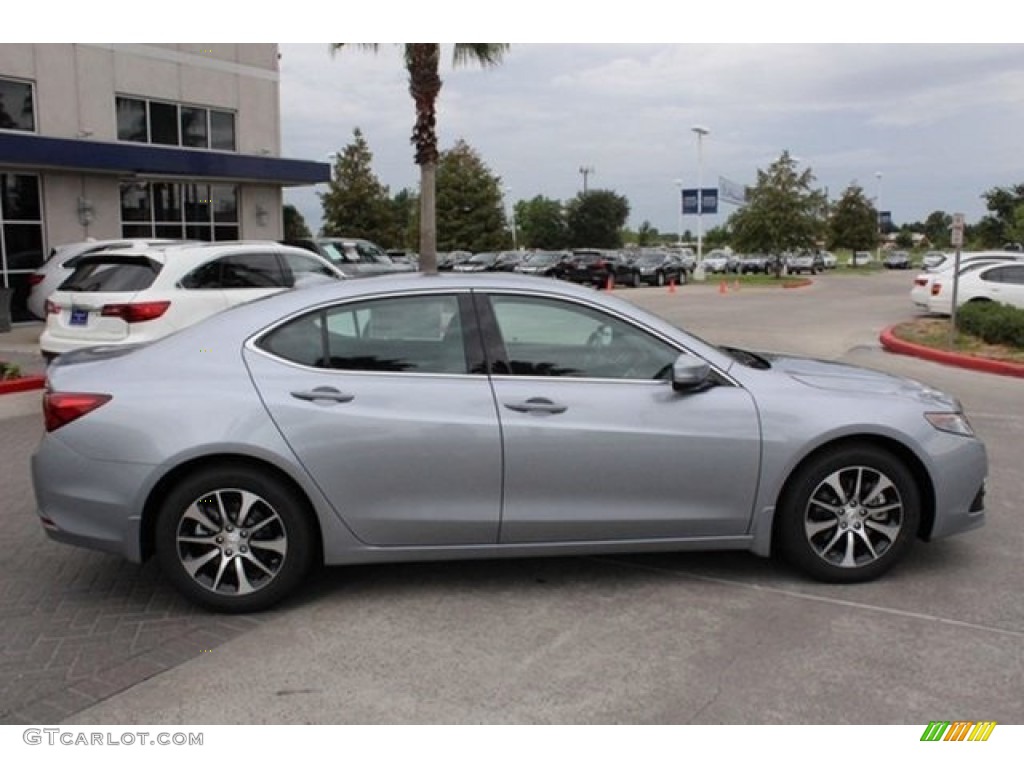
left=290, top=387, right=355, bottom=404
left=504, top=397, right=568, bottom=415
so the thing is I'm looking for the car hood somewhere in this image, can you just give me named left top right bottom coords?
left=763, top=353, right=960, bottom=408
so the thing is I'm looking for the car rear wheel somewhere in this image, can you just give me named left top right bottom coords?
left=776, top=445, right=920, bottom=583
left=155, top=465, right=315, bottom=612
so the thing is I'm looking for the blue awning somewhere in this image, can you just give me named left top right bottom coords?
left=0, top=132, right=329, bottom=186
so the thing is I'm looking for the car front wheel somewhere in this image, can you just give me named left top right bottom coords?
left=155, top=465, right=316, bottom=612
left=775, top=445, right=920, bottom=583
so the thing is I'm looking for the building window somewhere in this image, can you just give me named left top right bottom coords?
left=1, top=172, right=44, bottom=322
left=120, top=181, right=239, bottom=241
left=115, top=96, right=236, bottom=151
left=0, top=78, right=35, bottom=133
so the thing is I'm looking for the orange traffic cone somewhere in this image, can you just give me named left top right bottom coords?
left=668, top=278, right=677, bottom=294
left=605, top=275, right=614, bottom=291
left=719, top=280, right=727, bottom=294
left=733, top=279, right=740, bottom=291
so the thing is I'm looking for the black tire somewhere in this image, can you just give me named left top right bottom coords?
left=155, top=464, right=316, bottom=612
left=632, top=271, right=642, bottom=288
left=775, top=444, right=920, bottom=583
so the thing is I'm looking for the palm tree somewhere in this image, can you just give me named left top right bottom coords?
left=330, top=44, right=509, bottom=273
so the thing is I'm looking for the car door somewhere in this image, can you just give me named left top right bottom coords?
left=244, top=291, right=503, bottom=547
left=478, top=291, right=762, bottom=543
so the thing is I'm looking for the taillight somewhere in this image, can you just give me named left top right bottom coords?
left=101, top=301, right=170, bottom=323
left=29, top=274, right=44, bottom=286
left=43, top=392, right=112, bottom=432
left=914, top=277, right=928, bottom=287
left=45, top=299, right=61, bottom=315
left=931, top=284, right=942, bottom=296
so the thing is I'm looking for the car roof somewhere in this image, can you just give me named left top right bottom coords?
left=56, top=241, right=340, bottom=279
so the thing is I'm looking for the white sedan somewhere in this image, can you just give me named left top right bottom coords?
left=910, top=251, right=1023, bottom=312
left=927, top=260, right=1024, bottom=315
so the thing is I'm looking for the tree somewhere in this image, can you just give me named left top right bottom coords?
left=319, top=128, right=393, bottom=242
left=566, top=189, right=630, bottom=248
left=331, top=44, right=508, bottom=272
left=922, top=210, right=952, bottom=249
left=516, top=195, right=568, bottom=249
left=976, top=183, right=1024, bottom=246
left=827, top=183, right=877, bottom=259
left=635, top=221, right=658, bottom=246
left=388, top=188, right=419, bottom=251
left=728, top=151, right=826, bottom=271
left=283, top=204, right=311, bottom=240
left=435, top=139, right=507, bottom=253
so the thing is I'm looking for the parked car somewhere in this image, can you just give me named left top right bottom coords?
left=27, top=238, right=192, bottom=320
left=283, top=237, right=414, bottom=278
left=453, top=251, right=523, bottom=273
left=738, top=254, right=771, bottom=275
left=32, top=272, right=988, bottom=612
left=631, top=250, right=689, bottom=286
left=786, top=252, right=825, bottom=275
left=703, top=250, right=739, bottom=274
left=561, top=249, right=635, bottom=288
left=850, top=251, right=873, bottom=267
left=926, top=260, right=1024, bottom=315
left=39, top=242, right=344, bottom=360
left=910, top=252, right=1024, bottom=311
left=386, top=250, right=418, bottom=268
left=514, top=250, right=571, bottom=277
left=820, top=251, right=838, bottom=270
left=884, top=251, right=912, bottom=270
left=437, top=251, right=473, bottom=271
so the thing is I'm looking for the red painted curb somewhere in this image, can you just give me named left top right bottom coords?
left=880, top=326, right=1024, bottom=379
left=0, top=375, right=45, bottom=395
left=783, top=278, right=814, bottom=289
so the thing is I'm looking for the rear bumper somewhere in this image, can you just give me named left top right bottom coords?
left=31, top=434, right=153, bottom=562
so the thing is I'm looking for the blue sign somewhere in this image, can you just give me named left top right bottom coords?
left=701, top=187, right=719, bottom=214
left=682, top=188, right=718, bottom=215
left=681, top=189, right=699, bottom=214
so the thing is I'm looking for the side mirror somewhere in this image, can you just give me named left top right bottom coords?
left=671, top=353, right=712, bottom=392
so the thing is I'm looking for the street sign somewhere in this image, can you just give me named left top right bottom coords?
left=681, top=188, right=718, bottom=214
left=682, top=189, right=699, bottom=214
left=701, top=188, right=718, bottom=214
left=951, top=212, right=965, bottom=248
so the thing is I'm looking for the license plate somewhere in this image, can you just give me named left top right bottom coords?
left=70, top=308, right=89, bottom=326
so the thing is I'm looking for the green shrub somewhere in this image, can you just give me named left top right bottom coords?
left=958, top=301, right=1024, bottom=348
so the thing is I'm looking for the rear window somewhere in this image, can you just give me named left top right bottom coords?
left=59, top=256, right=162, bottom=292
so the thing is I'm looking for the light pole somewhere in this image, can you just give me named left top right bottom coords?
left=504, top=186, right=518, bottom=251
left=673, top=179, right=683, bottom=246
left=875, top=171, right=883, bottom=262
left=579, top=165, right=594, bottom=195
left=692, top=125, right=709, bottom=281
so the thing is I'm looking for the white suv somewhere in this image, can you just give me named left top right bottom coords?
left=27, top=238, right=191, bottom=320
left=40, top=242, right=344, bottom=359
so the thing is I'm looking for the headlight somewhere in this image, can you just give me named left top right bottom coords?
left=925, top=412, right=975, bottom=437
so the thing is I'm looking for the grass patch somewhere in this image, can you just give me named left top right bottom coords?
left=891, top=318, right=1024, bottom=364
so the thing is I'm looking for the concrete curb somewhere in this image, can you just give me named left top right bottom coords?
left=880, top=326, right=1024, bottom=379
left=0, top=375, right=45, bottom=395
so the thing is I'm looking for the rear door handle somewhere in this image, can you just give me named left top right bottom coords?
left=290, top=387, right=355, bottom=404
left=504, top=397, right=568, bottom=415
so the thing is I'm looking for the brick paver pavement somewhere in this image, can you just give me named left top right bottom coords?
left=0, top=413, right=263, bottom=723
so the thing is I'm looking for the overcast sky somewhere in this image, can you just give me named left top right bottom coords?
left=277, top=40, right=1024, bottom=239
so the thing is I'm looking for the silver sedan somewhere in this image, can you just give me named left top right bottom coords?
left=31, top=273, right=988, bottom=612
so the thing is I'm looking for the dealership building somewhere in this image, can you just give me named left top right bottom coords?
left=0, top=43, right=328, bottom=322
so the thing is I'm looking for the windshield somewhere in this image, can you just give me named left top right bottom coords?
left=468, top=253, right=498, bottom=265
